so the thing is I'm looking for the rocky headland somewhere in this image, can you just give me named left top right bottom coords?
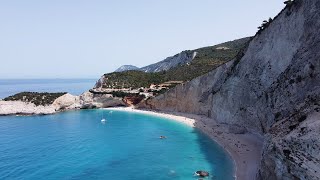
left=0, top=91, right=125, bottom=116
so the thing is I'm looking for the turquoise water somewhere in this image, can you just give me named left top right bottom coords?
left=0, top=79, right=96, bottom=99
left=0, top=110, right=234, bottom=180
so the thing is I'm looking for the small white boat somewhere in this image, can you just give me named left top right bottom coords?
left=101, top=111, right=107, bottom=123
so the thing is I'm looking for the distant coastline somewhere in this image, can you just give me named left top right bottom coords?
left=0, top=79, right=96, bottom=99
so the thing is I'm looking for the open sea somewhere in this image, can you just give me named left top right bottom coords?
left=0, top=79, right=97, bottom=99
left=0, top=79, right=234, bottom=179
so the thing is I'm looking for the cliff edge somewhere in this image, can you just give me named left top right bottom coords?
left=138, top=0, right=320, bottom=179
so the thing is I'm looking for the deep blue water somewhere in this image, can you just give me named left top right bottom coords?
left=0, top=110, right=234, bottom=180
left=0, top=79, right=96, bottom=99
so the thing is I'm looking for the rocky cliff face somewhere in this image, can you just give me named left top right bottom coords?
left=141, top=50, right=196, bottom=72
left=79, top=91, right=125, bottom=108
left=112, top=50, right=196, bottom=74
left=0, top=93, right=80, bottom=115
left=138, top=0, right=320, bottom=179
left=114, top=65, right=140, bottom=72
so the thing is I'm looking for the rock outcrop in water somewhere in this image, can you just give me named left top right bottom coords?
left=0, top=93, right=80, bottom=115
left=138, top=0, right=320, bottom=179
left=3, top=92, right=67, bottom=106
left=0, top=101, right=56, bottom=115
left=0, top=91, right=125, bottom=115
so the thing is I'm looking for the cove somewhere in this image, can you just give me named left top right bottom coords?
left=0, top=109, right=234, bottom=180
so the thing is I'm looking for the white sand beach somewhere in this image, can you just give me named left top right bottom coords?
left=106, top=107, right=263, bottom=180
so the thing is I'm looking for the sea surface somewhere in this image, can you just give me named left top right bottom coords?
left=0, top=79, right=97, bottom=99
left=0, top=110, right=234, bottom=180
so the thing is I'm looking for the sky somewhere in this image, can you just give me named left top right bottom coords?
left=0, top=0, right=284, bottom=79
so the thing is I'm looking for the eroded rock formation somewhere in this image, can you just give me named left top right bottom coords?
left=0, top=92, right=125, bottom=115
left=79, top=91, right=125, bottom=109
left=0, top=93, right=80, bottom=115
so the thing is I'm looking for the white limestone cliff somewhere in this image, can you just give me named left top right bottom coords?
left=79, top=91, right=125, bottom=108
left=0, top=101, right=56, bottom=115
left=0, top=92, right=125, bottom=115
left=138, top=1, right=320, bottom=179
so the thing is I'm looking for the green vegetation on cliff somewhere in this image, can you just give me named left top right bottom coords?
left=100, top=37, right=251, bottom=89
left=101, top=71, right=164, bottom=89
left=4, top=92, right=67, bottom=106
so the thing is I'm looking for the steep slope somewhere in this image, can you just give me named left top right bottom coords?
left=141, top=50, right=195, bottom=72
left=161, top=37, right=250, bottom=81
left=114, top=65, right=140, bottom=72
left=95, top=37, right=250, bottom=89
left=140, top=37, right=250, bottom=73
left=138, top=0, right=320, bottom=179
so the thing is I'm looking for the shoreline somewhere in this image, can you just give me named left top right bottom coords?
left=106, top=107, right=263, bottom=180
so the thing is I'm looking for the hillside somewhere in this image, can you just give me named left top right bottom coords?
left=138, top=0, right=320, bottom=179
left=97, top=37, right=251, bottom=89
left=161, top=37, right=250, bottom=81
left=97, top=70, right=164, bottom=89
